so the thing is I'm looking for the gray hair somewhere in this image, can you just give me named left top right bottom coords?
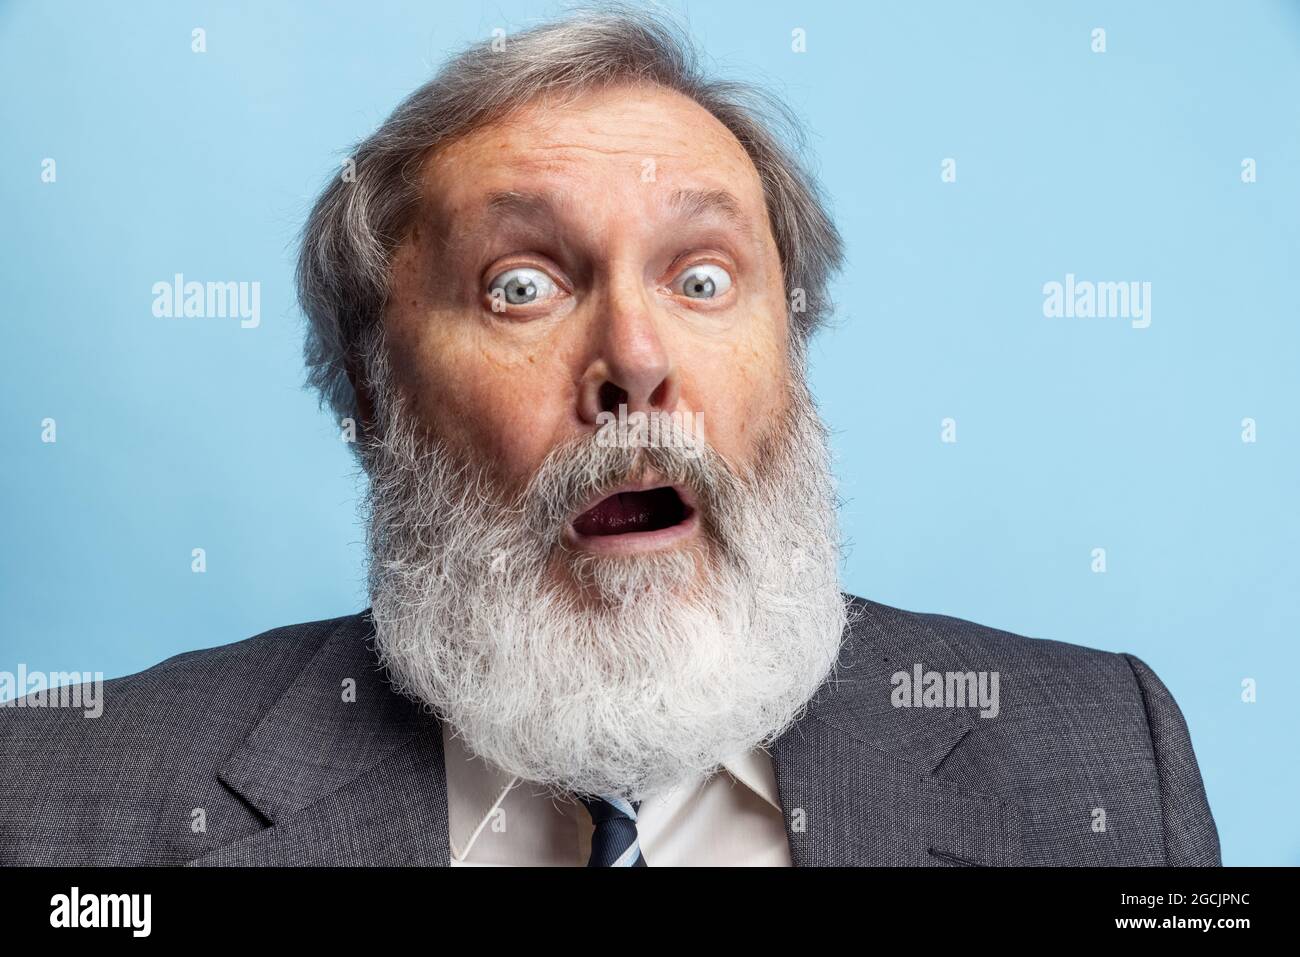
left=297, top=4, right=844, bottom=427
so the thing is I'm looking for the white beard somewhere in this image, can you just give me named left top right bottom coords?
left=360, top=343, right=848, bottom=801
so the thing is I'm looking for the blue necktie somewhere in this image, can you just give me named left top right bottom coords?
left=579, top=795, right=647, bottom=867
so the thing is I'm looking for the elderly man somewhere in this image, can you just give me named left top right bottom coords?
left=0, top=9, right=1219, bottom=867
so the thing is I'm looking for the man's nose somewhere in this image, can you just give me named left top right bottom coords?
left=577, top=274, right=681, bottom=425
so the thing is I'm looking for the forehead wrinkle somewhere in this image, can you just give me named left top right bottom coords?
left=526, top=140, right=684, bottom=159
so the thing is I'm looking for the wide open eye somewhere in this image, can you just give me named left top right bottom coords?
left=487, top=267, right=560, bottom=306
left=671, top=263, right=733, bottom=300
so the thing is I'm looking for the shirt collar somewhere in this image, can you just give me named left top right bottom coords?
left=442, top=721, right=784, bottom=861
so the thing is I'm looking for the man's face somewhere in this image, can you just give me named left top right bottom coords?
left=365, top=82, right=846, bottom=799
left=383, top=82, right=791, bottom=567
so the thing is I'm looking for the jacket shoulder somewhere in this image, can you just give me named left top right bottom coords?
left=845, top=594, right=1140, bottom=695
left=0, top=612, right=366, bottom=865
left=2, top=613, right=352, bottom=732
left=842, top=594, right=1220, bottom=865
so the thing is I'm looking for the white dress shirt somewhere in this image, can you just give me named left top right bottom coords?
left=443, top=722, right=792, bottom=866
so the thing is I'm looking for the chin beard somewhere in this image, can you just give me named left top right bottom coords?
left=359, top=345, right=848, bottom=801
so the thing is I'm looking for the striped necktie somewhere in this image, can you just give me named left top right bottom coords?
left=578, top=795, right=647, bottom=867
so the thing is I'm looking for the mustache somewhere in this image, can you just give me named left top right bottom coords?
left=521, top=430, right=743, bottom=543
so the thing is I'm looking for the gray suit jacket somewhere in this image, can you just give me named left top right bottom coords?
left=0, top=595, right=1221, bottom=866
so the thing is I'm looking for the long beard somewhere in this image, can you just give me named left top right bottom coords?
left=360, top=346, right=848, bottom=801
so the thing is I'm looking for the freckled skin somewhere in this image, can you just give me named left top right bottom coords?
left=383, top=82, right=791, bottom=500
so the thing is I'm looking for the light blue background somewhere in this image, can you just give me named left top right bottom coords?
left=1, top=1, right=1295, bottom=865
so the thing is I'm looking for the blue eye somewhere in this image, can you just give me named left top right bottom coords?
left=487, top=267, right=559, bottom=306
left=673, top=263, right=732, bottom=299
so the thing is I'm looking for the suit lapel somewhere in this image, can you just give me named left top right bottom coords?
left=190, top=612, right=451, bottom=866
left=771, top=600, right=1025, bottom=866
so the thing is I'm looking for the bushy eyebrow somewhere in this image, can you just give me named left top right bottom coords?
left=664, top=187, right=756, bottom=238
left=483, top=189, right=564, bottom=222
left=475, top=186, right=758, bottom=239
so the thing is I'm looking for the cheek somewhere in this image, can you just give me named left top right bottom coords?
left=680, top=323, right=789, bottom=466
left=385, top=311, right=575, bottom=487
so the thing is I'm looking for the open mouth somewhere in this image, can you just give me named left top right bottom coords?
left=570, top=486, right=695, bottom=539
